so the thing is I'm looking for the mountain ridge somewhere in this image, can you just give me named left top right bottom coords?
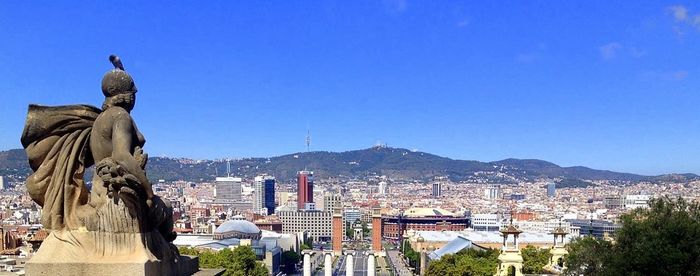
left=0, top=147, right=697, bottom=184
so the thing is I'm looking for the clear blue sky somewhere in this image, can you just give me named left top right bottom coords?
left=1, top=1, right=699, bottom=175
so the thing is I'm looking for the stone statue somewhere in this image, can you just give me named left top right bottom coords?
left=20, top=55, right=192, bottom=275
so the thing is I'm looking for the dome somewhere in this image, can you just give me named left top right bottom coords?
left=214, top=220, right=261, bottom=240
left=216, top=220, right=260, bottom=234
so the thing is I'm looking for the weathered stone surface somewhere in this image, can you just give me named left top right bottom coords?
left=21, top=55, right=192, bottom=275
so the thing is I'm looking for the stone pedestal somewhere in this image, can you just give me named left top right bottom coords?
left=27, top=255, right=199, bottom=276
left=26, top=230, right=192, bottom=276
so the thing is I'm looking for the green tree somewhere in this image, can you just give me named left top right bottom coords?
left=229, top=246, right=260, bottom=274
left=563, top=236, right=613, bottom=276
left=251, top=262, right=269, bottom=276
left=361, top=220, right=370, bottom=237
left=564, top=197, right=700, bottom=276
left=521, top=245, right=552, bottom=274
left=177, top=246, right=268, bottom=276
left=281, top=250, right=301, bottom=274
left=345, top=221, right=353, bottom=238
left=300, top=236, right=313, bottom=250
left=608, top=196, right=700, bottom=275
left=425, top=248, right=499, bottom=276
left=403, top=242, right=420, bottom=270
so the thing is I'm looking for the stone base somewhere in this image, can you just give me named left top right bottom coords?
left=26, top=255, right=199, bottom=276
left=26, top=260, right=163, bottom=276
left=26, top=231, right=197, bottom=275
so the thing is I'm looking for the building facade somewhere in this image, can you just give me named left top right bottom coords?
left=471, top=213, right=502, bottom=231
left=567, top=219, right=621, bottom=239
left=484, top=185, right=500, bottom=200
left=322, top=193, right=342, bottom=212
left=546, top=183, right=556, bottom=198
left=297, top=171, right=314, bottom=210
left=382, top=208, right=470, bottom=240
left=432, top=182, right=442, bottom=197
left=276, top=210, right=332, bottom=242
left=253, top=175, right=276, bottom=215
left=215, top=176, right=242, bottom=202
left=378, top=181, right=388, bottom=195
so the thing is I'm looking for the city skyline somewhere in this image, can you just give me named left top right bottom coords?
left=2, top=2, right=700, bottom=175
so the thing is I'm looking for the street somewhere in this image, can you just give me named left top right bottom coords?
left=386, top=250, right=414, bottom=276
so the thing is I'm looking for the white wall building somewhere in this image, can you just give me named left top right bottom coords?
left=378, top=181, right=388, bottom=195
left=276, top=210, right=333, bottom=242
left=625, top=195, right=651, bottom=210
left=484, top=185, right=500, bottom=200
left=215, top=176, right=242, bottom=202
left=471, top=213, right=502, bottom=231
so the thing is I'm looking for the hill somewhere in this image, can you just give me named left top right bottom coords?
left=0, top=147, right=697, bottom=183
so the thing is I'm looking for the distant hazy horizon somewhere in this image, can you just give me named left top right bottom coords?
left=2, top=2, right=700, bottom=175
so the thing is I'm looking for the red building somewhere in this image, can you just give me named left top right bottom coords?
left=297, top=170, right=314, bottom=210
left=382, top=208, right=470, bottom=241
left=512, top=212, right=536, bottom=221
left=255, top=218, right=283, bottom=233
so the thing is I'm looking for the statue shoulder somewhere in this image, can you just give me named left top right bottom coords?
left=100, top=106, right=133, bottom=121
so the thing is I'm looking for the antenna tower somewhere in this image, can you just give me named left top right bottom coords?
left=306, top=128, right=311, bottom=153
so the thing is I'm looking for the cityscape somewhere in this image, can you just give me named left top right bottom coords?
left=2, top=1, right=700, bottom=276
left=0, top=143, right=697, bottom=275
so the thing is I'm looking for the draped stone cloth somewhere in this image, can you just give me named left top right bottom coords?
left=21, top=104, right=101, bottom=230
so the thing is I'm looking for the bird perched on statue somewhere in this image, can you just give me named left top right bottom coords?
left=109, top=54, right=124, bottom=70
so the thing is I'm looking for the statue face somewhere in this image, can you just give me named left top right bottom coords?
left=125, top=93, right=136, bottom=111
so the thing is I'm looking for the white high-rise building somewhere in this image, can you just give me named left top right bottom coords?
left=215, top=176, right=242, bottom=202
left=378, top=181, right=388, bottom=195
left=484, top=185, right=501, bottom=200
left=276, top=210, right=333, bottom=242
left=253, top=175, right=270, bottom=214
left=471, top=213, right=502, bottom=231
left=0, top=176, right=4, bottom=190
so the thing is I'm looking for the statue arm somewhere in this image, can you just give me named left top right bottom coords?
left=112, top=114, right=154, bottom=201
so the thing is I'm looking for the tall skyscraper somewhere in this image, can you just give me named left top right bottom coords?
left=254, top=175, right=276, bottom=215
left=215, top=176, right=242, bottom=202
left=297, top=170, right=314, bottom=210
left=485, top=185, right=501, bottom=200
left=0, top=176, right=4, bottom=190
left=547, top=183, right=556, bottom=198
left=378, top=181, right=388, bottom=195
left=432, top=182, right=442, bottom=197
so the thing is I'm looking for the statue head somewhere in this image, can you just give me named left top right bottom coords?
left=101, top=56, right=137, bottom=111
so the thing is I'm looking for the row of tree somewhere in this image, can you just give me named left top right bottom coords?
left=179, top=246, right=269, bottom=276
left=426, top=197, right=700, bottom=276
left=425, top=246, right=552, bottom=275
left=564, top=196, right=700, bottom=275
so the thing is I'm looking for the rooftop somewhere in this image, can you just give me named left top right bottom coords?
left=403, top=207, right=458, bottom=218
left=215, top=220, right=261, bottom=235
